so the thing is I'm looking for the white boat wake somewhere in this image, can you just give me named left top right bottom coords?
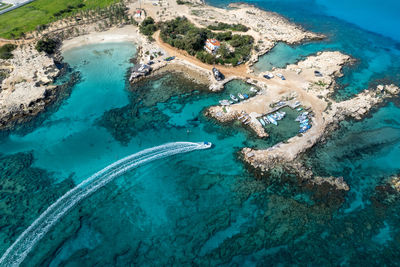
left=0, top=142, right=211, bottom=267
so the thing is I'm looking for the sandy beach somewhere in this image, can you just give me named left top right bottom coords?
left=61, top=26, right=141, bottom=52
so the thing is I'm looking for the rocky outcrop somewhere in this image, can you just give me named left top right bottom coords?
left=0, top=45, right=61, bottom=129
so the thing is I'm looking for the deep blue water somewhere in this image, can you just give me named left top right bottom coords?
left=1, top=0, right=400, bottom=265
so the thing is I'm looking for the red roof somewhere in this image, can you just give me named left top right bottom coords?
left=206, top=39, right=220, bottom=47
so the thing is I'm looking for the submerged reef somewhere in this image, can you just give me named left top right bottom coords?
left=98, top=72, right=208, bottom=145
left=0, top=152, right=74, bottom=252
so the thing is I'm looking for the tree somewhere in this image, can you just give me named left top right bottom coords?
left=139, top=17, right=157, bottom=36
left=35, top=38, right=58, bottom=54
left=0, top=44, right=17, bottom=59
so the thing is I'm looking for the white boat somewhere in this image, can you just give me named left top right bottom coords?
left=263, top=116, right=270, bottom=124
left=230, top=94, right=239, bottom=102
left=238, top=114, right=245, bottom=120
left=267, top=115, right=278, bottom=126
left=259, top=118, right=266, bottom=126
left=219, top=100, right=230, bottom=106
left=238, top=93, right=245, bottom=100
left=200, top=142, right=213, bottom=148
left=276, top=73, right=283, bottom=78
left=250, top=87, right=258, bottom=93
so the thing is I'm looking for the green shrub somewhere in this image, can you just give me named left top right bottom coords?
left=159, top=17, right=253, bottom=65
left=0, top=44, right=17, bottom=59
left=139, top=16, right=157, bottom=36
left=207, top=22, right=248, bottom=32
left=35, top=38, right=58, bottom=54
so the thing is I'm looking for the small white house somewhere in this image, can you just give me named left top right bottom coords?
left=204, top=39, right=220, bottom=54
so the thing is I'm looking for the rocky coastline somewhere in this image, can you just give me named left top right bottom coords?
left=0, top=45, right=67, bottom=130
left=1, top=0, right=399, bottom=203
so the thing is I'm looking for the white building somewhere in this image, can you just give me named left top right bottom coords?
left=204, top=39, right=220, bottom=54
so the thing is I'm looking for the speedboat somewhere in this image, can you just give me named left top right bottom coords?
left=259, top=118, right=266, bottom=126
left=219, top=100, right=230, bottom=106
left=243, top=94, right=249, bottom=99
left=238, top=93, right=245, bottom=100
left=263, top=73, right=274, bottom=79
left=200, top=141, right=213, bottom=148
left=250, top=87, right=258, bottom=93
left=263, top=116, right=270, bottom=124
left=230, top=94, right=239, bottom=102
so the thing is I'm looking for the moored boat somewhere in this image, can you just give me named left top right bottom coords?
left=219, top=100, right=230, bottom=106
left=230, top=94, right=239, bottom=102
left=259, top=118, right=266, bottom=126
left=238, top=93, right=245, bottom=100
left=267, top=115, right=278, bottom=126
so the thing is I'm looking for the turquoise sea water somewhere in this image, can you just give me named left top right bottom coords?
left=1, top=0, right=400, bottom=265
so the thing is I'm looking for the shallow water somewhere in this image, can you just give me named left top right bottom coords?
left=1, top=0, right=400, bottom=264
left=0, top=42, right=302, bottom=265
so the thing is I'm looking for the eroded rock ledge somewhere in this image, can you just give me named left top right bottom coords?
left=0, top=45, right=61, bottom=129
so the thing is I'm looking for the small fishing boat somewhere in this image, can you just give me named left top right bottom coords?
left=230, top=94, right=239, bottom=102
left=212, top=67, right=224, bottom=81
left=238, top=114, right=245, bottom=120
left=263, top=116, right=270, bottom=124
left=243, top=94, right=249, bottom=99
left=250, top=87, right=258, bottom=93
left=259, top=118, right=266, bottom=126
left=219, top=100, right=230, bottom=106
left=296, top=107, right=303, bottom=111
left=267, top=115, right=278, bottom=126
left=238, top=93, right=245, bottom=100
left=299, top=125, right=311, bottom=133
